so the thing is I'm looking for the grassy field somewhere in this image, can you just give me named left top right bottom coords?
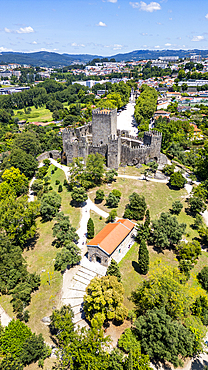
left=14, top=105, right=53, bottom=122
left=88, top=177, right=197, bottom=240
left=118, top=164, right=149, bottom=177
left=47, top=165, right=81, bottom=228
left=90, top=210, right=107, bottom=236
left=119, top=243, right=179, bottom=309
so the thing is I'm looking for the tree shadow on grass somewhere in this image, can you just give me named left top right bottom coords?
left=151, top=359, right=172, bottom=370
left=132, top=261, right=140, bottom=274
left=24, top=231, right=40, bottom=250
left=70, top=200, right=87, bottom=208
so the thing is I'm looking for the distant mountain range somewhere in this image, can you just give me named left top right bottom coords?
left=0, top=49, right=208, bottom=67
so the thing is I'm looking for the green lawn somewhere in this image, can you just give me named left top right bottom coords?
left=118, top=164, right=149, bottom=177
left=119, top=243, right=179, bottom=309
left=90, top=210, right=107, bottom=236
left=47, top=165, right=81, bottom=228
left=14, top=105, right=53, bottom=122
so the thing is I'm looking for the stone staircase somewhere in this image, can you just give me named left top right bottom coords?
left=62, top=256, right=107, bottom=329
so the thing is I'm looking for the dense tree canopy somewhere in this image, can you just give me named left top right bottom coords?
left=84, top=275, right=128, bottom=326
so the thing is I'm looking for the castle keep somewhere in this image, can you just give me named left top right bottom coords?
left=62, top=108, right=163, bottom=169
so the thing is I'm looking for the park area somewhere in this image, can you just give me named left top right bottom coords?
left=0, top=164, right=81, bottom=344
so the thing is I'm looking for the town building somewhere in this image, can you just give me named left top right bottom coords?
left=87, top=219, right=135, bottom=266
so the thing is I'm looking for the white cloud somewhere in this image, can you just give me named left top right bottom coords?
left=113, top=44, right=123, bottom=50
left=97, top=21, right=107, bottom=27
left=165, top=43, right=171, bottom=47
left=107, top=0, right=117, bottom=2
left=4, top=28, right=13, bottom=33
left=32, top=41, right=37, bottom=44
left=191, top=35, right=204, bottom=41
left=16, top=26, right=34, bottom=34
left=130, top=1, right=161, bottom=12
left=205, top=13, right=208, bottom=19
left=0, top=46, right=13, bottom=52
left=4, top=26, right=34, bottom=34
left=154, top=45, right=160, bottom=48
left=71, top=42, right=85, bottom=48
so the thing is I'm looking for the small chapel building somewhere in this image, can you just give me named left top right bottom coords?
left=87, top=219, right=135, bottom=267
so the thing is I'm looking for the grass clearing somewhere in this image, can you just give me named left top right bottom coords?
left=118, top=164, right=149, bottom=177
left=90, top=210, right=107, bottom=236
left=14, top=105, right=53, bottom=122
left=119, top=243, right=178, bottom=309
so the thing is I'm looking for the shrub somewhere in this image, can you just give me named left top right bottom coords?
left=58, top=184, right=63, bottom=193
left=55, top=180, right=60, bottom=185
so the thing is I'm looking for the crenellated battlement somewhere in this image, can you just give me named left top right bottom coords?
left=92, top=108, right=117, bottom=116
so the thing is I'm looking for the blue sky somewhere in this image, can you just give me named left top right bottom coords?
left=0, top=0, right=208, bottom=56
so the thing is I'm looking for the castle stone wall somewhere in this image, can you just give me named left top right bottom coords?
left=62, top=109, right=163, bottom=169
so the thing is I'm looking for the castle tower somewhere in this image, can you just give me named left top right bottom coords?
left=92, top=108, right=117, bottom=146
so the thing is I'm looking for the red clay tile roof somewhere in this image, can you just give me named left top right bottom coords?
left=87, top=219, right=135, bottom=255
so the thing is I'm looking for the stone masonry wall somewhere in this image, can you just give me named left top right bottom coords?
left=92, top=108, right=117, bottom=146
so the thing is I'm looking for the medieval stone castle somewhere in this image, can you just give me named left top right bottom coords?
left=62, top=108, right=164, bottom=169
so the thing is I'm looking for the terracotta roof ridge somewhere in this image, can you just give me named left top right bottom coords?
left=116, top=221, right=131, bottom=231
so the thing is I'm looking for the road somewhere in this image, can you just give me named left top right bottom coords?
left=117, top=99, right=138, bottom=136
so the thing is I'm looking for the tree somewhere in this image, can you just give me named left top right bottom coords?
left=149, top=212, right=186, bottom=250
left=52, top=212, right=79, bottom=247
left=197, top=267, right=208, bottom=291
left=134, top=307, right=197, bottom=368
left=136, top=210, right=151, bottom=243
left=105, top=169, right=118, bottom=183
left=163, top=164, right=175, bottom=176
left=81, top=153, right=105, bottom=188
left=12, top=131, right=41, bottom=157
left=71, top=186, right=88, bottom=204
left=87, top=218, right=94, bottom=239
left=20, top=333, right=50, bottom=366
left=58, top=184, right=63, bottom=192
left=124, top=193, right=147, bottom=221
left=148, top=161, right=158, bottom=177
left=0, top=196, right=39, bottom=248
left=177, top=240, right=201, bottom=264
left=40, top=191, right=61, bottom=221
left=107, top=209, right=117, bottom=222
left=106, top=192, right=120, bottom=208
left=131, top=264, right=190, bottom=319
left=54, top=243, right=81, bottom=272
left=31, top=179, right=44, bottom=194
left=138, top=240, right=149, bottom=275
left=84, top=275, right=128, bottom=325
left=170, top=172, right=186, bottom=189
left=2, top=167, right=29, bottom=196
left=191, top=296, right=208, bottom=325
left=111, top=189, right=121, bottom=198
left=118, top=328, right=138, bottom=353
left=0, top=355, right=23, bottom=370
left=2, top=149, right=38, bottom=178
left=0, top=319, right=32, bottom=359
left=189, top=196, right=206, bottom=215
left=171, top=200, right=183, bottom=215
left=95, top=189, right=105, bottom=202
left=106, top=259, right=121, bottom=282
left=50, top=305, right=75, bottom=347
